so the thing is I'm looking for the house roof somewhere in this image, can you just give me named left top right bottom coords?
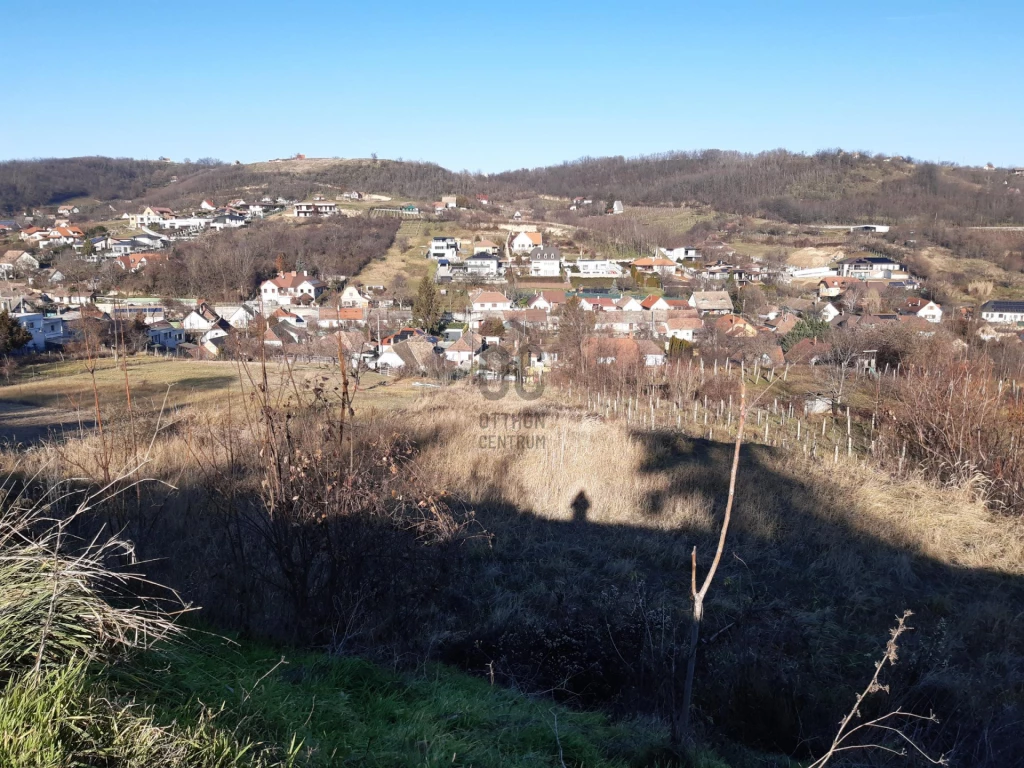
left=529, top=246, right=561, bottom=260
left=819, top=277, right=862, bottom=289
left=320, top=307, right=366, bottom=321
left=901, top=298, right=937, bottom=313
left=633, top=257, right=676, bottom=267
left=898, top=316, right=933, bottom=331
left=392, top=339, right=437, bottom=370
left=981, top=300, right=1024, bottom=314
left=785, top=337, right=832, bottom=365
left=768, top=312, right=799, bottom=335
left=504, top=309, right=548, bottom=324
left=531, top=290, right=566, bottom=305
left=664, top=317, right=704, bottom=331
left=714, top=314, right=756, bottom=337
left=516, top=232, right=543, bottom=245
left=640, top=295, right=666, bottom=309
left=689, top=291, right=733, bottom=311
left=471, top=291, right=510, bottom=305
left=636, top=340, right=665, bottom=357
left=447, top=333, right=482, bottom=353
left=267, top=271, right=324, bottom=290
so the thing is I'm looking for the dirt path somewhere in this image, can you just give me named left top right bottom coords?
left=0, top=401, right=95, bottom=446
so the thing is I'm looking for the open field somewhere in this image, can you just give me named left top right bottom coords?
left=619, top=205, right=714, bottom=235
left=0, top=357, right=423, bottom=445
left=354, top=219, right=439, bottom=286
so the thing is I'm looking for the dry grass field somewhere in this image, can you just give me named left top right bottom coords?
left=0, top=356, right=423, bottom=447
left=4, top=359, right=1024, bottom=763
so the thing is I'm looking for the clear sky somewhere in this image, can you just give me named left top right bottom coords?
left=1, top=0, right=1021, bottom=171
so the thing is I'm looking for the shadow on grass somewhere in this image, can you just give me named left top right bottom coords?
left=22, top=418, right=1024, bottom=767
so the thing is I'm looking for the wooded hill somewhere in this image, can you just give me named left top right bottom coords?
left=3, top=151, right=1023, bottom=226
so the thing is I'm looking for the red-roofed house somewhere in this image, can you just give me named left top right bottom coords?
left=528, top=290, right=567, bottom=311
left=259, top=271, right=325, bottom=306
left=818, top=277, right=862, bottom=298
left=641, top=295, right=669, bottom=311
left=511, top=231, right=543, bottom=253
left=115, top=252, right=164, bottom=272
left=632, top=257, right=677, bottom=276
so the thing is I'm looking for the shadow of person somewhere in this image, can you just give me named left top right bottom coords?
left=570, top=490, right=590, bottom=524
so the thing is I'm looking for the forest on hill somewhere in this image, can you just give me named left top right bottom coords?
left=3, top=151, right=1024, bottom=227
left=0, top=157, right=208, bottom=213
left=487, top=150, right=1024, bottom=226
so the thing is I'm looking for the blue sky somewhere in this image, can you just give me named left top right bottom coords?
left=1, top=0, right=1021, bottom=170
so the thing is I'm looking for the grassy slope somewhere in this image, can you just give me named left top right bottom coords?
left=130, top=633, right=687, bottom=768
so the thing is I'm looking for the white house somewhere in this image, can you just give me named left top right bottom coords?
left=529, top=246, right=562, bottom=277
left=820, top=302, right=841, bottom=323
left=210, top=214, right=247, bottom=230
left=12, top=312, right=61, bottom=351
left=640, top=295, right=670, bottom=311
left=183, top=304, right=224, bottom=332
left=615, top=296, right=643, bottom=312
left=259, top=271, right=326, bottom=306
left=340, top=285, right=370, bottom=308
left=576, top=259, right=621, bottom=277
left=215, top=304, right=259, bottom=329
left=128, top=206, right=174, bottom=228
left=444, top=333, right=484, bottom=365
left=470, top=290, right=512, bottom=313
left=200, top=199, right=217, bottom=211
left=901, top=299, right=943, bottom=324
left=429, top=237, right=460, bottom=260
left=836, top=256, right=906, bottom=280
left=659, top=247, right=699, bottom=262
left=466, top=254, right=500, bottom=277
left=293, top=201, right=338, bottom=218
left=511, top=232, right=542, bottom=253
left=659, top=316, right=703, bottom=342
left=0, top=250, right=38, bottom=277
left=528, top=290, right=567, bottom=311
left=980, top=300, right=1024, bottom=325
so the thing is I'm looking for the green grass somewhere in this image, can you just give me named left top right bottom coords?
left=131, top=634, right=684, bottom=768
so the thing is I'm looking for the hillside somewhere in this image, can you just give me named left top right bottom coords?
left=5, top=151, right=1024, bottom=228
left=487, top=150, right=1024, bottom=226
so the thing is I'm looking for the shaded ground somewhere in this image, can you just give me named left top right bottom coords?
left=0, top=401, right=95, bottom=446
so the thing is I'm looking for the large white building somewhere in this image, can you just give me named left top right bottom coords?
left=429, top=237, right=460, bottom=260
left=576, top=259, right=621, bottom=277
left=259, top=271, right=326, bottom=306
left=13, top=313, right=64, bottom=351
left=529, top=247, right=561, bottom=277
left=980, top=300, right=1024, bottom=325
left=293, top=201, right=338, bottom=218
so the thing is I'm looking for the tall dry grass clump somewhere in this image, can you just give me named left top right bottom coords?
left=0, top=482, right=295, bottom=767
